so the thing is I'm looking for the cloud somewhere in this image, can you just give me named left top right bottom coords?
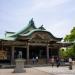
left=0, top=0, right=74, bottom=38
left=32, top=0, right=70, bottom=11
left=45, top=19, right=74, bottom=37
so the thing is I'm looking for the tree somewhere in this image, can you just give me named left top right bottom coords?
left=59, top=48, right=67, bottom=58
left=64, top=27, right=75, bottom=42
left=64, top=27, right=75, bottom=59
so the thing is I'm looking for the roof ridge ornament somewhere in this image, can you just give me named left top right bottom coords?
left=29, top=18, right=34, bottom=26
left=38, top=25, right=45, bottom=30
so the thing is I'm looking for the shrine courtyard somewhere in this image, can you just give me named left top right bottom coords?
left=0, top=66, right=75, bottom=75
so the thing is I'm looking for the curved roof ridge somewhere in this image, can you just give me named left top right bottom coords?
left=19, top=29, right=62, bottom=41
left=13, top=18, right=37, bottom=36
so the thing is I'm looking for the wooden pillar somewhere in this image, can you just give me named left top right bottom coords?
left=58, top=47, right=60, bottom=57
left=27, top=44, right=29, bottom=64
left=47, top=45, right=49, bottom=63
left=51, top=47, right=52, bottom=57
left=11, top=46, right=15, bottom=65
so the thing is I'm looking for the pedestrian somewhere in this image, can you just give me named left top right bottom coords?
left=32, top=57, right=35, bottom=64
left=60, top=58, right=64, bottom=66
left=56, top=57, right=60, bottom=67
left=51, top=56, right=55, bottom=67
left=36, top=56, right=38, bottom=63
left=69, top=57, right=72, bottom=70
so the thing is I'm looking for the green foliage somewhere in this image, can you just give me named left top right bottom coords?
left=59, top=46, right=75, bottom=59
left=59, top=48, right=67, bottom=58
left=64, top=27, right=75, bottom=42
left=63, top=27, right=75, bottom=58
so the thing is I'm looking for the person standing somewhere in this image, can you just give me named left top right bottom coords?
left=56, top=57, right=60, bottom=67
left=32, top=57, right=35, bottom=64
left=36, top=56, right=38, bottom=63
left=51, top=56, right=55, bottom=67
left=69, top=57, right=72, bottom=70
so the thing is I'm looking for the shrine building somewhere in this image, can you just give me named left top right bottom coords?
left=0, top=19, right=63, bottom=64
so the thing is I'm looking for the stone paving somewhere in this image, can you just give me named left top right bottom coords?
left=0, top=66, right=75, bottom=75
left=34, top=66, right=75, bottom=75
left=0, top=68, right=50, bottom=75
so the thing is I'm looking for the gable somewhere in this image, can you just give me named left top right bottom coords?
left=30, top=31, right=54, bottom=41
left=9, top=19, right=62, bottom=42
left=15, top=30, right=62, bottom=42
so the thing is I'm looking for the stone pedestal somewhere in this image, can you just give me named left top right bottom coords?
left=14, top=59, right=25, bottom=73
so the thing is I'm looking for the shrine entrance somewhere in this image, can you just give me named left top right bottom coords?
left=29, top=46, right=46, bottom=59
left=29, top=45, right=47, bottom=64
left=49, top=48, right=59, bottom=58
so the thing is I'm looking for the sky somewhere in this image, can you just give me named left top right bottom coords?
left=0, top=0, right=75, bottom=39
